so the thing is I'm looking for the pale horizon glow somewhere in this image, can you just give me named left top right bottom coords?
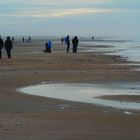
left=0, top=0, right=140, bottom=38
left=0, top=8, right=114, bottom=18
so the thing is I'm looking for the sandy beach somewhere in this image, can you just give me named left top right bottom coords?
left=0, top=40, right=140, bottom=140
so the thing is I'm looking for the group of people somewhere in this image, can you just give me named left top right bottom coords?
left=61, top=35, right=79, bottom=53
left=44, top=35, right=79, bottom=54
left=0, top=35, right=79, bottom=58
left=0, top=36, right=13, bottom=59
left=22, top=36, right=32, bottom=42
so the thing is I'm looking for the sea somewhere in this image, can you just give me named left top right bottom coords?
left=79, top=36, right=140, bottom=63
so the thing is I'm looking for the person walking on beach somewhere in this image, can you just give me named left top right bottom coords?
left=66, top=35, right=70, bottom=53
left=4, top=36, right=13, bottom=59
left=22, top=37, right=25, bottom=42
left=12, top=37, right=15, bottom=42
left=29, top=36, right=31, bottom=42
left=0, top=36, right=3, bottom=58
left=72, top=36, right=79, bottom=53
left=61, top=37, right=64, bottom=44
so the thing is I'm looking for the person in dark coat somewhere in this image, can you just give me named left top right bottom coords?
left=44, top=42, right=48, bottom=52
left=22, top=37, right=25, bottom=42
left=4, top=36, right=13, bottom=58
left=66, top=35, right=70, bottom=53
left=29, top=36, right=31, bottom=42
left=0, top=36, right=3, bottom=58
left=61, top=37, right=64, bottom=44
left=72, top=36, right=79, bottom=53
left=12, top=37, right=14, bottom=42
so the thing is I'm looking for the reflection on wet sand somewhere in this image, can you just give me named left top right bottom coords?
left=18, top=82, right=140, bottom=111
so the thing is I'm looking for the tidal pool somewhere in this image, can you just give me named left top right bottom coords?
left=18, top=82, right=140, bottom=111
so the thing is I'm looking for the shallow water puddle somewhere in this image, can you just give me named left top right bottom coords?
left=18, top=83, right=140, bottom=110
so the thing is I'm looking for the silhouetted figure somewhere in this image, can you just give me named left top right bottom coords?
left=91, top=36, right=94, bottom=40
left=44, top=40, right=52, bottom=53
left=12, top=37, right=14, bottom=42
left=22, top=37, right=25, bottom=42
left=0, top=36, right=3, bottom=58
left=29, top=36, right=31, bottom=42
left=66, top=35, right=70, bottom=53
left=44, top=42, right=48, bottom=52
left=61, top=38, right=64, bottom=44
left=4, top=36, right=13, bottom=58
left=72, top=36, right=79, bottom=53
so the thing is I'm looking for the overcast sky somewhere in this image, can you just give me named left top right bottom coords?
left=0, top=0, right=140, bottom=38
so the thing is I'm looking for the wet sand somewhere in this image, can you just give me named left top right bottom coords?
left=0, top=41, right=140, bottom=139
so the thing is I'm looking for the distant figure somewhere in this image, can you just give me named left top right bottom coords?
left=66, top=35, right=70, bottom=53
left=61, top=37, right=64, bottom=44
left=4, top=36, right=13, bottom=58
left=91, top=36, right=94, bottom=40
left=48, top=40, right=52, bottom=53
left=72, top=36, right=79, bottom=53
left=12, top=37, right=15, bottom=42
left=45, top=42, right=48, bottom=52
left=22, top=37, right=25, bottom=42
left=44, top=40, right=52, bottom=53
left=29, top=36, right=31, bottom=42
left=0, top=36, right=3, bottom=58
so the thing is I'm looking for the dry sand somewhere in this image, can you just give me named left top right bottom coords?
left=0, top=41, right=140, bottom=140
